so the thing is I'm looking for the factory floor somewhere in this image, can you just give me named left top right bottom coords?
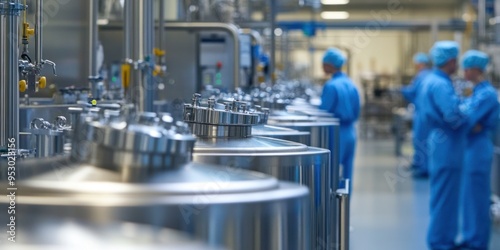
left=350, top=138, right=500, bottom=250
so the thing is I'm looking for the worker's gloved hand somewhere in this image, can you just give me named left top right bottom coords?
left=473, top=124, right=483, bottom=133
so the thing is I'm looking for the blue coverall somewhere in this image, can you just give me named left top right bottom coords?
left=461, top=81, right=499, bottom=249
left=420, top=69, right=475, bottom=250
left=319, top=72, right=360, bottom=187
left=401, top=68, right=432, bottom=174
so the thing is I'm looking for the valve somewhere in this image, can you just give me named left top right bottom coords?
left=38, top=76, right=46, bottom=89
left=19, top=80, right=27, bottom=93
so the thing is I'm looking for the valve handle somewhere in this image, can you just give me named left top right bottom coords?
left=19, top=80, right=27, bottom=93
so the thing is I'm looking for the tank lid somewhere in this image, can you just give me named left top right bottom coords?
left=20, top=162, right=280, bottom=195
left=81, top=112, right=196, bottom=170
left=193, top=136, right=308, bottom=154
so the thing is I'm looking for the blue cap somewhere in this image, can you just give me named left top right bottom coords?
left=413, top=52, right=430, bottom=65
left=322, top=47, right=346, bottom=68
left=462, top=50, right=489, bottom=71
left=429, top=41, right=460, bottom=67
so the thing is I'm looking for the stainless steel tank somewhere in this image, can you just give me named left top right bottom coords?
left=250, top=106, right=311, bottom=145
left=183, top=95, right=332, bottom=249
left=1, top=112, right=310, bottom=250
left=2, top=220, right=224, bottom=250
left=267, top=113, right=341, bottom=249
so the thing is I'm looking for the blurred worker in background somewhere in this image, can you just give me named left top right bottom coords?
left=401, top=52, right=432, bottom=178
left=459, top=50, right=499, bottom=250
left=319, top=47, right=360, bottom=189
left=420, top=41, right=485, bottom=250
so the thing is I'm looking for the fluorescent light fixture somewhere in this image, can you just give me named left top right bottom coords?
left=321, top=11, right=350, bottom=20
left=321, top=0, right=349, bottom=5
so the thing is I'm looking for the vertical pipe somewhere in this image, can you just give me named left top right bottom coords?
left=269, top=0, right=276, bottom=84
left=495, top=0, right=500, bottom=44
left=35, top=0, right=43, bottom=66
left=478, top=0, right=486, bottom=41
left=124, top=0, right=155, bottom=112
left=89, top=0, right=99, bottom=98
left=158, top=0, right=165, bottom=64
left=123, top=0, right=132, bottom=61
left=337, top=183, right=350, bottom=250
left=0, top=0, right=20, bottom=149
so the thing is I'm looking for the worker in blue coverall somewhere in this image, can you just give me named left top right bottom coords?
left=319, top=47, right=360, bottom=188
left=459, top=50, right=499, bottom=250
left=419, top=41, right=475, bottom=250
left=401, top=52, right=432, bottom=178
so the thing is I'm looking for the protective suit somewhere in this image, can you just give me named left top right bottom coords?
left=420, top=41, right=471, bottom=249
left=401, top=53, right=432, bottom=176
left=460, top=50, right=499, bottom=249
left=320, top=71, right=360, bottom=186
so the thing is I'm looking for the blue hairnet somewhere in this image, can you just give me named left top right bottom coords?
left=462, top=50, right=489, bottom=71
left=413, top=52, right=430, bottom=65
left=429, top=41, right=460, bottom=67
left=323, top=48, right=346, bottom=68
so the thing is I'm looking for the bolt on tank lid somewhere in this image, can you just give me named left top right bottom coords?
left=183, top=93, right=259, bottom=126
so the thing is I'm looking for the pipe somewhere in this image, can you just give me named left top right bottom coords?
left=269, top=0, right=277, bottom=84
left=495, top=0, right=500, bottom=44
left=240, top=28, right=262, bottom=46
left=89, top=0, right=100, bottom=99
left=0, top=0, right=22, bottom=149
left=337, top=181, right=350, bottom=250
left=162, top=22, right=241, bottom=88
left=124, top=0, right=155, bottom=112
left=478, top=0, right=486, bottom=41
left=35, top=0, right=42, bottom=66
left=158, top=0, right=165, bottom=64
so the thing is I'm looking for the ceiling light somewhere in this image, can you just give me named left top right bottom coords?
left=321, top=11, right=350, bottom=20
left=321, top=0, right=349, bottom=5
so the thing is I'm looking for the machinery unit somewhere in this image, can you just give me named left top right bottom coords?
left=184, top=94, right=333, bottom=249
left=1, top=111, right=310, bottom=250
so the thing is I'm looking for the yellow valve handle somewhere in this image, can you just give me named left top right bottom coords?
left=91, top=99, right=97, bottom=106
left=153, top=65, right=163, bottom=77
left=38, top=77, right=47, bottom=89
left=121, top=64, right=131, bottom=89
left=154, top=48, right=166, bottom=57
left=19, top=80, right=27, bottom=93
left=23, top=22, right=34, bottom=38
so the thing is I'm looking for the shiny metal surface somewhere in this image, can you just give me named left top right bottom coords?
left=1, top=220, right=223, bottom=250
left=34, top=0, right=42, bottom=66
left=124, top=0, right=155, bottom=112
left=251, top=124, right=310, bottom=145
left=0, top=0, right=21, bottom=149
left=193, top=142, right=330, bottom=249
left=1, top=159, right=309, bottom=250
left=88, top=0, right=102, bottom=99
left=29, top=117, right=67, bottom=158
left=3, top=112, right=310, bottom=250
left=187, top=95, right=332, bottom=249
left=19, top=104, right=78, bottom=149
left=268, top=114, right=341, bottom=249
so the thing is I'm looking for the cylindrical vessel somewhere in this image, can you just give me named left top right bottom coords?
left=184, top=95, right=330, bottom=249
left=1, top=220, right=224, bottom=250
left=252, top=124, right=310, bottom=145
left=268, top=113, right=341, bottom=249
left=1, top=112, right=310, bottom=250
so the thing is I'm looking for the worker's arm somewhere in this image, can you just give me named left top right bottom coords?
left=460, top=90, right=499, bottom=132
left=430, top=80, right=467, bottom=130
left=401, top=80, right=419, bottom=103
left=319, top=82, right=338, bottom=112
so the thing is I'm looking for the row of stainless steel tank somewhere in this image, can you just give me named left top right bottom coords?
left=1, top=84, right=347, bottom=249
left=1, top=106, right=310, bottom=250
